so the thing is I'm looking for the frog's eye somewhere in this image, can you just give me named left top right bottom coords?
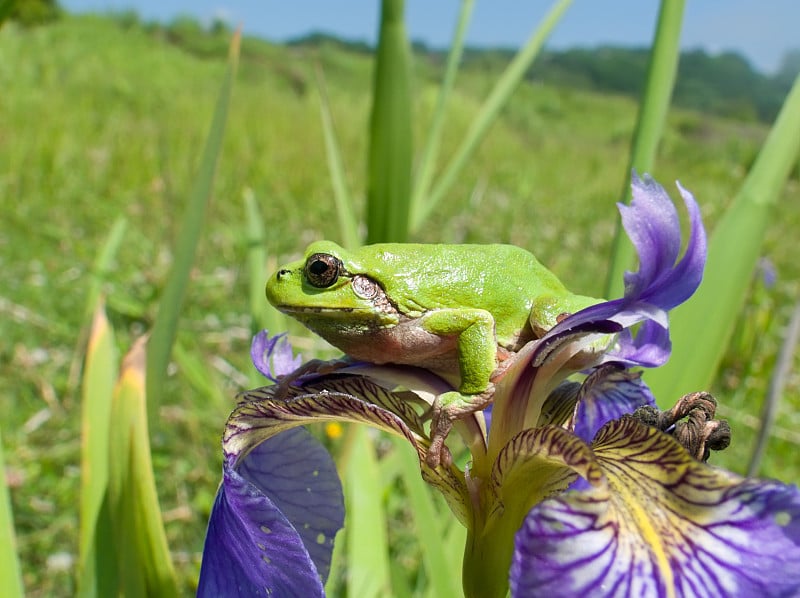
left=305, top=253, right=341, bottom=288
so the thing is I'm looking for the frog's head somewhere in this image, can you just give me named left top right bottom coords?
left=266, top=240, right=399, bottom=326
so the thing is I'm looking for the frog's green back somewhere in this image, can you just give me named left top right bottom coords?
left=349, top=243, right=572, bottom=345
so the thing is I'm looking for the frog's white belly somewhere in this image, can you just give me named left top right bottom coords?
left=306, top=315, right=467, bottom=384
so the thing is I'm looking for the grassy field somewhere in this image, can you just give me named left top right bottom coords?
left=1, top=14, right=798, bottom=595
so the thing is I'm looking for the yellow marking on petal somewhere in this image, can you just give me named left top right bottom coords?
left=261, top=525, right=271, bottom=534
left=610, top=481, right=675, bottom=597
left=316, top=533, right=326, bottom=544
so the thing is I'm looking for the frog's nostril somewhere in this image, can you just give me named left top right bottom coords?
left=277, top=269, right=291, bottom=279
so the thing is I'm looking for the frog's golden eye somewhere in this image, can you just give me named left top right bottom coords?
left=305, top=253, right=341, bottom=288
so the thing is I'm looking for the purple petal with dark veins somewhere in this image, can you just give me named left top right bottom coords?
left=511, top=418, right=800, bottom=598
left=572, top=366, right=655, bottom=444
left=250, top=330, right=301, bottom=382
left=198, top=427, right=343, bottom=597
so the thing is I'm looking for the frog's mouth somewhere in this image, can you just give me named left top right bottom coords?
left=276, top=305, right=357, bottom=315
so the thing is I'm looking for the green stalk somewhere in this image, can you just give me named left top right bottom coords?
left=646, top=74, right=800, bottom=402
left=344, top=427, right=391, bottom=595
left=146, top=33, right=239, bottom=427
left=605, top=0, right=685, bottom=298
left=392, top=437, right=463, bottom=598
left=409, top=0, right=475, bottom=229
left=414, top=0, right=573, bottom=230
left=0, top=428, right=23, bottom=598
left=244, top=189, right=284, bottom=337
left=316, top=67, right=361, bottom=249
left=366, top=0, right=413, bottom=243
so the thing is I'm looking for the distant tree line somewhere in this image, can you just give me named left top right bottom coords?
left=528, top=46, right=796, bottom=123
left=3, top=0, right=61, bottom=25
left=301, top=33, right=797, bottom=124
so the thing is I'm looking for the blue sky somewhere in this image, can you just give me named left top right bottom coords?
left=62, top=0, right=796, bottom=74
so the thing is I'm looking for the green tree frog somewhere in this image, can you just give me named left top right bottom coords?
left=266, top=240, right=599, bottom=466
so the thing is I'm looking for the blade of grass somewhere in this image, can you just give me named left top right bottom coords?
left=391, top=436, right=463, bottom=598
left=413, top=0, right=573, bottom=230
left=67, top=218, right=127, bottom=397
left=748, top=299, right=800, bottom=476
left=344, top=427, right=391, bottom=597
left=409, top=0, right=475, bottom=228
left=172, top=341, right=227, bottom=410
left=146, top=32, right=240, bottom=427
left=83, top=218, right=128, bottom=320
left=366, top=0, right=413, bottom=243
left=0, top=428, right=23, bottom=598
left=316, top=66, right=361, bottom=249
left=108, top=336, right=178, bottom=596
left=244, top=188, right=283, bottom=335
left=77, top=305, right=119, bottom=597
left=605, top=0, right=686, bottom=297
left=646, top=74, right=800, bottom=402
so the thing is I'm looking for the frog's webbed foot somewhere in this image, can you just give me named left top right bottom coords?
left=426, top=384, right=495, bottom=468
left=273, top=358, right=348, bottom=399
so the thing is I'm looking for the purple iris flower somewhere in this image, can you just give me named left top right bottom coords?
left=199, top=175, right=800, bottom=597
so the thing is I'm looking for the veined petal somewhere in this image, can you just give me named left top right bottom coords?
left=226, top=389, right=425, bottom=461
left=511, top=417, right=800, bottom=597
left=229, top=378, right=473, bottom=527
left=489, top=426, right=603, bottom=531
left=572, top=366, right=655, bottom=444
left=198, top=428, right=343, bottom=597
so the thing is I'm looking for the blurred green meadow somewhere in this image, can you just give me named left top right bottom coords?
left=1, top=12, right=799, bottom=595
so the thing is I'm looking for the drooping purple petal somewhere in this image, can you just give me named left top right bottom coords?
left=621, top=174, right=707, bottom=310
left=250, top=330, right=302, bottom=382
left=510, top=417, right=800, bottom=598
left=198, top=427, right=343, bottom=597
left=526, top=175, right=705, bottom=372
left=571, top=365, right=655, bottom=444
left=620, top=172, right=682, bottom=300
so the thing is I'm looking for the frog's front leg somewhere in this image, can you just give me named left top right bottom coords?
left=428, top=386, right=495, bottom=467
left=420, top=308, right=498, bottom=467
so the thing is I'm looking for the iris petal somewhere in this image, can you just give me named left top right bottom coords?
left=620, top=174, right=707, bottom=310
left=229, top=377, right=473, bottom=527
left=250, top=331, right=301, bottom=382
left=198, top=428, right=343, bottom=597
left=572, top=365, right=655, bottom=444
left=511, top=417, right=800, bottom=597
left=528, top=176, right=705, bottom=372
left=490, top=426, right=603, bottom=528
